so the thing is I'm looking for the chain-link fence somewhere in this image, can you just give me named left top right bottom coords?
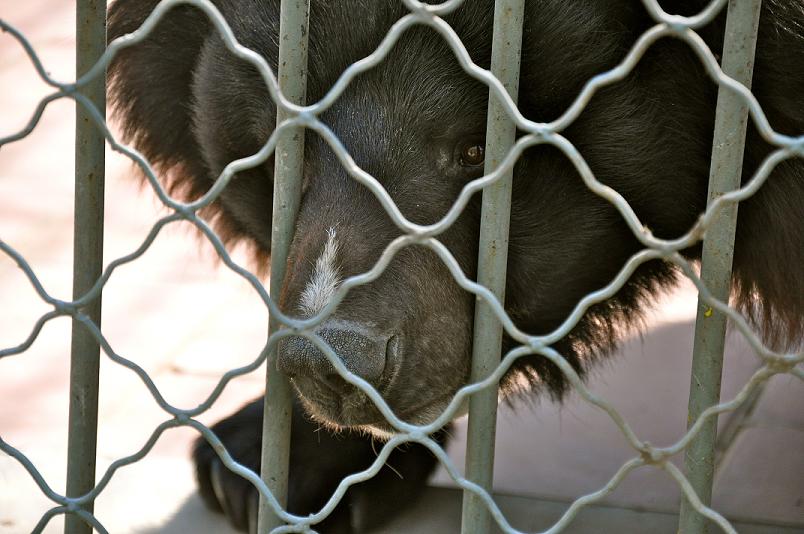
left=1, top=0, right=802, bottom=533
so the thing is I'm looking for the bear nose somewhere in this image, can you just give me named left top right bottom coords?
left=277, top=321, right=396, bottom=392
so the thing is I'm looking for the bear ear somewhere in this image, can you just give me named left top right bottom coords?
left=107, top=0, right=213, bottom=197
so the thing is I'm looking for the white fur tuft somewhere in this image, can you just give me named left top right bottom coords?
left=299, top=228, right=341, bottom=317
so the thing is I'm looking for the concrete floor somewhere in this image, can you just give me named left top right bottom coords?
left=1, top=2, right=802, bottom=533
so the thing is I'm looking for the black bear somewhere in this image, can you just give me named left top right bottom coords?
left=106, top=0, right=803, bottom=532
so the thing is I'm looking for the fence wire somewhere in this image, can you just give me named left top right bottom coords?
left=1, top=0, right=803, bottom=533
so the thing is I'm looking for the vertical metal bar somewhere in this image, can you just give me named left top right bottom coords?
left=678, top=1, right=762, bottom=532
left=258, top=0, right=310, bottom=531
left=461, top=1, right=524, bottom=533
left=65, top=1, right=106, bottom=533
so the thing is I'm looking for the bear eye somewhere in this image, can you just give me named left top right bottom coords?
left=459, top=143, right=485, bottom=167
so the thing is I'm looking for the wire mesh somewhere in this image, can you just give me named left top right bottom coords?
left=0, top=0, right=802, bottom=533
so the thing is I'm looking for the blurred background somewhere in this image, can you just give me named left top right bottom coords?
left=1, top=1, right=801, bottom=533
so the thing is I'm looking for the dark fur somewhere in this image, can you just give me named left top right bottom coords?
left=107, top=1, right=803, bottom=531
left=193, top=399, right=447, bottom=532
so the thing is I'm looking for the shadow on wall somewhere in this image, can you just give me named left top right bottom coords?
left=135, top=495, right=237, bottom=534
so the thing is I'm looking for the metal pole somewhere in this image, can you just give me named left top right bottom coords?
left=65, top=1, right=106, bottom=533
left=461, top=1, right=524, bottom=532
left=258, top=0, right=310, bottom=531
left=678, top=1, right=762, bottom=532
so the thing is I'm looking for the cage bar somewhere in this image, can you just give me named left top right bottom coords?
left=461, top=1, right=525, bottom=532
left=257, top=0, right=311, bottom=531
left=64, top=2, right=106, bottom=533
left=678, top=1, right=763, bottom=532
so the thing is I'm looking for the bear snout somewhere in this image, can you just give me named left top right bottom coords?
left=277, top=320, right=400, bottom=399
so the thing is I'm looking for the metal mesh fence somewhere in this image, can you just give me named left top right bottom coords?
left=1, top=0, right=803, bottom=533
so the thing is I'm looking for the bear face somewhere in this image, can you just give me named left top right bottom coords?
left=106, top=0, right=803, bottom=530
left=108, top=0, right=803, bottom=436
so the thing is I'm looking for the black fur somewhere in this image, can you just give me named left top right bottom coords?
left=107, top=1, right=803, bottom=531
left=193, top=399, right=447, bottom=532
